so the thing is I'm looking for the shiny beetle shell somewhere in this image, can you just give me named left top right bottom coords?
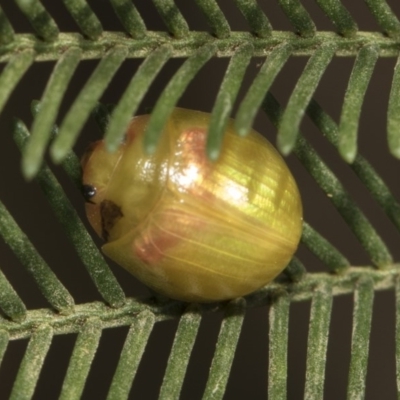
left=82, top=108, right=303, bottom=302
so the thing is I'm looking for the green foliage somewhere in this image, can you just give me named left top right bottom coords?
left=0, top=0, right=400, bottom=398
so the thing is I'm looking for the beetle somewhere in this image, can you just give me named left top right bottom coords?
left=81, top=108, right=303, bottom=302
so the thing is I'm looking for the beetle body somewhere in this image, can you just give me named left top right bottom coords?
left=82, top=109, right=302, bottom=302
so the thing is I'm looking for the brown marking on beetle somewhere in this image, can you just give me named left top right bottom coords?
left=100, top=200, right=123, bottom=241
left=133, top=208, right=207, bottom=266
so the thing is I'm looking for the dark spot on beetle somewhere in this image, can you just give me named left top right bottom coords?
left=100, top=200, right=123, bottom=241
left=82, top=185, right=97, bottom=203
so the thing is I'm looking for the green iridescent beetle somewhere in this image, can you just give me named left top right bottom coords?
left=81, top=108, right=303, bottom=302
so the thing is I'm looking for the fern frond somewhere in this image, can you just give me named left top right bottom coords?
left=1, top=0, right=400, bottom=398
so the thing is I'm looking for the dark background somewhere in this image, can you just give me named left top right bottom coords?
left=0, top=0, right=400, bottom=398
